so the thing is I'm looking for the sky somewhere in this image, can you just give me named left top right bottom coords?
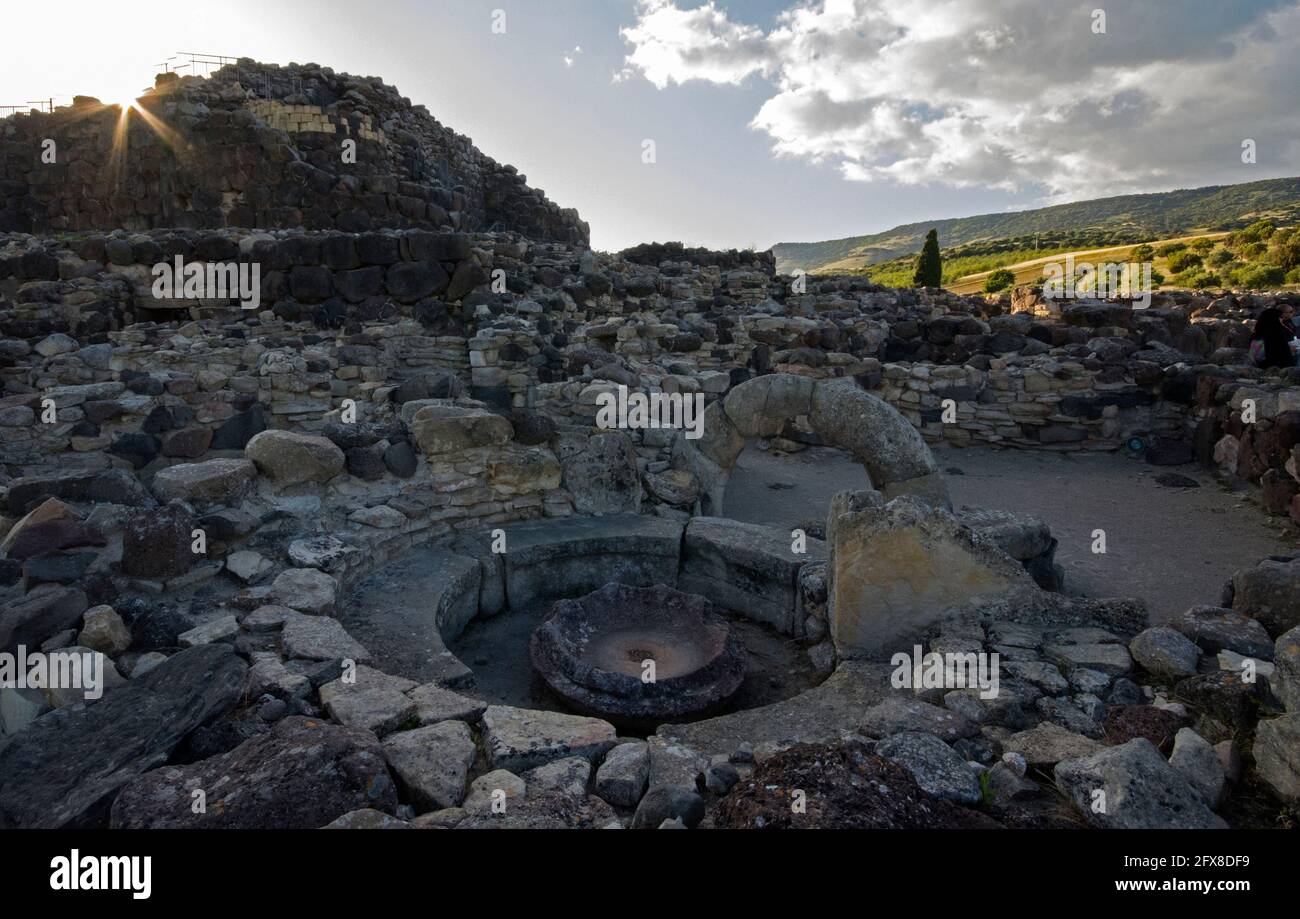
left=2, top=0, right=1298, bottom=252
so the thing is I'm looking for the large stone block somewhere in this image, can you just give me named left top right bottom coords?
left=722, top=373, right=815, bottom=439
left=0, top=645, right=246, bottom=828
left=245, top=430, right=345, bottom=486
left=827, top=492, right=1029, bottom=657
left=810, top=379, right=939, bottom=487
left=679, top=517, right=825, bottom=636
left=496, top=515, right=683, bottom=610
left=151, top=458, right=258, bottom=506
left=560, top=432, right=641, bottom=516
left=410, top=405, right=513, bottom=456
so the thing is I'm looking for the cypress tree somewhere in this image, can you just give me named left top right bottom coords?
left=913, top=229, right=943, bottom=287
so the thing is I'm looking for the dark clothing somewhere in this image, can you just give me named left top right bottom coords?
left=1257, top=324, right=1297, bottom=368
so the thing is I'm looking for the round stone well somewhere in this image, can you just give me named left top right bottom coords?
left=530, top=583, right=746, bottom=729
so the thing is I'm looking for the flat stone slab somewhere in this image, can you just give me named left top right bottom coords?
left=860, top=694, right=981, bottom=743
left=496, top=514, right=684, bottom=610
left=408, top=682, right=487, bottom=725
left=382, top=721, right=477, bottom=811
left=281, top=612, right=371, bottom=664
left=341, top=547, right=481, bottom=683
left=680, top=517, right=825, bottom=636
left=656, top=661, right=893, bottom=758
left=1043, top=643, right=1133, bottom=677
left=1005, top=721, right=1105, bottom=768
left=875, top=731, right=982, bottom=804
left=0, top=645, right=246, bottom=828
left=481, top=705, right=617, bottom=773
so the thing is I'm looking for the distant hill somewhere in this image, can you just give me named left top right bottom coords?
left=772, top=177, right=1300, bottom=274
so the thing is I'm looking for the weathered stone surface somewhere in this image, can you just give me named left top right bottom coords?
left=281, top=612, right=370, bottom=663
left=1276, top=625, right=1300, bottom=713
left=560, top=432, right=642, bottom=515
left=828, top=492, right=1028, bottom=656
left=632, top=785, right=705, bottom=829
left=875, top=731, right=982, bottom=804
left=1005, top=721, right=1104, bottom=768
left=481, top=705, right=617, bottom=773
left=1129, top=626, right=1201, bottom=681
left=382, top=721, right=476, bottom=811
left=410, top=405, right=512, bottom=455
left=1254, top=714, right=1300, bottom=802
left=152, top=459, right=257, bottom=506
left=321, top=679, right=417, bottom=737
left=596, top=741, right=649, bottom=808
left=461, top=769, right=524, bottom=816
left=523, top=756, right=592, bottom=799
left=722, top=373, right=815, bottom=439
left=1043, top=642, right=1133, bottom=677
left=0, top=587, right=89, bottom=653
left=340, top=547, right=481, bottom=684
left=659, top=661, right=893, bottom=757
left=407, top=682, right=487, bottom=725
left=495, top=514, right=683, bottom=610
left=810, top=379, right=940, bottom=488
left=1173, top=606, right=1274, bottom=659
left=680, top=516, right=824, bottom=635
left=245, top=430, right=346, bottom=486
left=111, top=716, right=396, bottom=828
left=1232, top=557, right=1300, bottom=636
left=532, top=582, right=744, bottom=725
left=77, top=606, right=131, bottom=655
left=0, top=645, right=246, bottom=828
left=120, top=503, right=194, bottom=580
left=860, top=695, right=980, bottom=743
left=1169, top=728, right=1226, bottom=808
left=269, top=567, right=338, bottom=615
left=323, top=809, right=411, bottom=830
left=1054, top=739, right=1226, bottom=829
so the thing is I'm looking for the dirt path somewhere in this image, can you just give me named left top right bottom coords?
left=722, top=443, right=1297, bottom=622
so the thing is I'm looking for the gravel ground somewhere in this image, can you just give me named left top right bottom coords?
left=722, top=443, right=1298, bottom=623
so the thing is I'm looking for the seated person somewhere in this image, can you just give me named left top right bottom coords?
left=1250, top=307, right=1299, bottom=368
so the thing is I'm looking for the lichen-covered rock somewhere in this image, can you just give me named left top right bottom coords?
left=245, top=430, right=345, bottom=486
left=1129, top=626, right=1201, bottom=681
left=828, top=492, right=1030, bottom=656
left=1254, top=714, right=1300, bottom=803
left=481, top=705, right=617, bottom=773
left=151, top=458, right=257, bottom=506
left=410, top=405, right=512, bottom=456
left=0, top=645, right=246, bottom=828
left=111, top=716, right=397, bottom=828
left=1054, top=739, right=1227, bottom=829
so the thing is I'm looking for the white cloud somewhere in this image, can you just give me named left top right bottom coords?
left=619, top=0, right=1300, bottom=200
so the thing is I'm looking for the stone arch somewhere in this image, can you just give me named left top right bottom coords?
left=671, top=373, right=950, bottom=516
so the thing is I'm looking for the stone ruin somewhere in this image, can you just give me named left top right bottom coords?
left=0, top=61, right=1298, bottom=831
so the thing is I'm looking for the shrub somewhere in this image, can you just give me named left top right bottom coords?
left=983, top=269, right=1017, bottom=293
left=1166, top=251, right=1203, bottom=274
left=1156, top=242, right=1187, bottom=257
left=1131, top=244, right=1155, bottom=261
left=1229, top=264, right=1286, bottom=289
left=1206, top=247, right=1235, bottom=267
left=1190, top=237, right=1216, bottom=252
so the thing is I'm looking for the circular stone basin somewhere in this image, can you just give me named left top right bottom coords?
left=530, top=583, right=745, bottom=726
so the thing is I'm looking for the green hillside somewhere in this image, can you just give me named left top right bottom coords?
left=772, top=177, right=1300, bottom=274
